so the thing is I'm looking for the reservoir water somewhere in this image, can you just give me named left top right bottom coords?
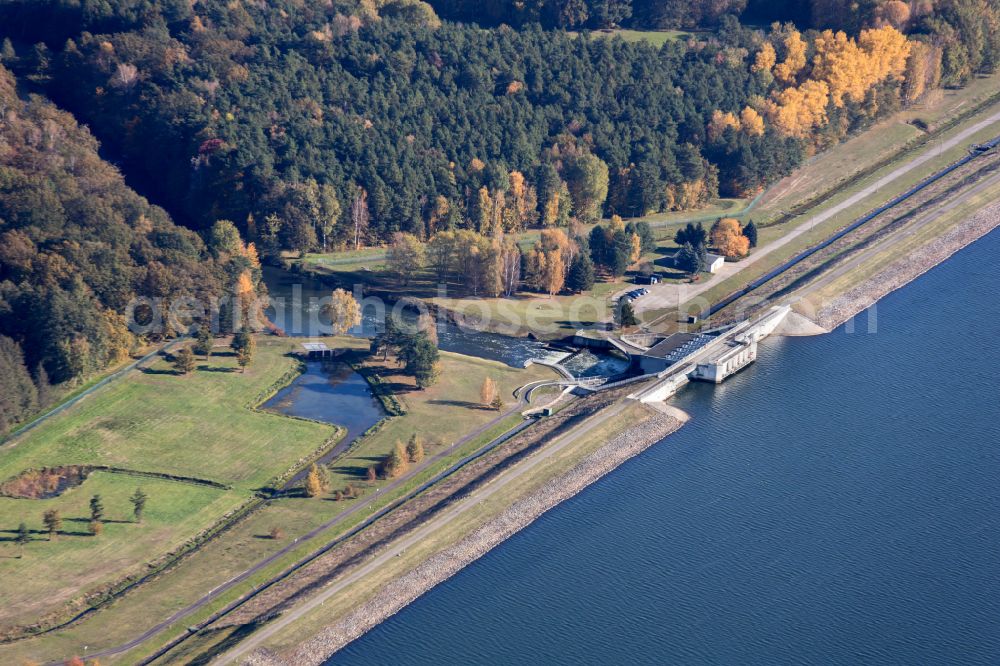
left=330, top=227, right=1000, bottom=665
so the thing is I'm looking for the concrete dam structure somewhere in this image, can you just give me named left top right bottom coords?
left=632, top=306, right=791, bottom=403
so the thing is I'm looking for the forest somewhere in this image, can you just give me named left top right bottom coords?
left=0, top=0, right=997, bottom=431
left=0, top=63, right=254, bottom=432
left=0, top=0, right=994, bottom=259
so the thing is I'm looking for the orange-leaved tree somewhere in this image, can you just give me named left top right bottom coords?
left=711, top=218, right=751, bottom=258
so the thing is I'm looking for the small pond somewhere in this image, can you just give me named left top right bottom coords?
left=262, top=361, right=386, bottom=488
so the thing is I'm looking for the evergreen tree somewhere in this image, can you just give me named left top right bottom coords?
left=589, top=224, right=609, bottom=268
left=610, top=230, right=632, bottom=277
left=173, top=347, right=196, bottom=374
left=674, top=223, right=708, bottom=249
left=237, top=344, right=254, bottom=373
left=399, top=333, right=440, bottom=389
left=193, top=326, right=213, bottom=358
left=616, top=300, right=639, bottom=328
left=675, top=242, right=705, bottom=274
left=743, top=220, right=758, bottom=248
left=566, top=252, right=596, bottom=292
left=231, top=330, right=253, bottom=353
left=129, top=487, right=148, bottom=523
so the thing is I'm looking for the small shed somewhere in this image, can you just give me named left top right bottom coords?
left=706, top=253, right=725, bottom=274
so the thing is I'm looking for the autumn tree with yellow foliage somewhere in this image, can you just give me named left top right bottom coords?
left=773, top=28, right=807, bottom=84
left=763, top=80, right=831, bottom=138
left=711, top=218, right=750, bottom=259
left=811, top=26, right=910, bottom=108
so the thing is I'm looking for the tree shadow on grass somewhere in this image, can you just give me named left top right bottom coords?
left=181, top=622, right=269, bottom=666
left=426, top=399, right=489, bottom=410
left=197, top=365, right=237, bottom=373
left=332, top=456, right=384, bottom=479
left=65, top=517, right=132, bottom=525
left=140, top=367, right=179, bottom=376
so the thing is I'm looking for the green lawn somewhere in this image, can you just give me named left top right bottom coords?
left=0, top=339, right=335, bottom=632
left=0, top=342, right=558, bottom=661
left=340, top=351, right=555, bottom=468
left=0, top=339, right=332, bottom=490
left=0, top=473, right=228, bottom=626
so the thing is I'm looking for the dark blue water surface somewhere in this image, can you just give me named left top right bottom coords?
left=263, top=362, right=385, bottom=488
left=330, top=227, right=1000, bottom=665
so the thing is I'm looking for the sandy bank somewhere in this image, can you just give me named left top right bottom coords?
left=246, top=407, right=682, bottom=666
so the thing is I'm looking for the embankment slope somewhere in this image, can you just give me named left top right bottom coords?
left=241, top=406, right=681, bottom=665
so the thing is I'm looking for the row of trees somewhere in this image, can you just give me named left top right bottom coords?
left=12, top=489, right=148, bottom=557
left=673, top=218, right=758, bottom=273
left=302, top=431, right=427, bottom=499
left=385, top=216, right=654, bottom=298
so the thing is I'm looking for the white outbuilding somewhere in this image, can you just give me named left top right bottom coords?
left=705, top=253, right=725, bottom=274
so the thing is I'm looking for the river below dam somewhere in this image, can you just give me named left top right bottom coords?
left=262, top=266, right=628, bottom=377
left=329, top=227, right=1000, bottom=665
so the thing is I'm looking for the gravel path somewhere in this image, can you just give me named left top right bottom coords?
left=814, top=197, right=1000, bottom=330
left=236, top=406, right=682, bottom=666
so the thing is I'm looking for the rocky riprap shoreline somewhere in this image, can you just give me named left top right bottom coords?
left=246, top=407, right=682, bottom=666
left=815, top=200, right=1000, bottom=331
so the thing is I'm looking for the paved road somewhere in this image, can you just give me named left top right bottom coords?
left=789, top=162, right=1000, bottom=307
left=216, top=398, right=631, bottom=665
left=630, top=106, right=1000, bottom=321
left=55, top=382, right=546, bottom=664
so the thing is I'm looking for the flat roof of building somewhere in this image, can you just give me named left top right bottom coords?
left=301, top=342, right=330, bottom=352
left=643, top=333, right=699, bottom=359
